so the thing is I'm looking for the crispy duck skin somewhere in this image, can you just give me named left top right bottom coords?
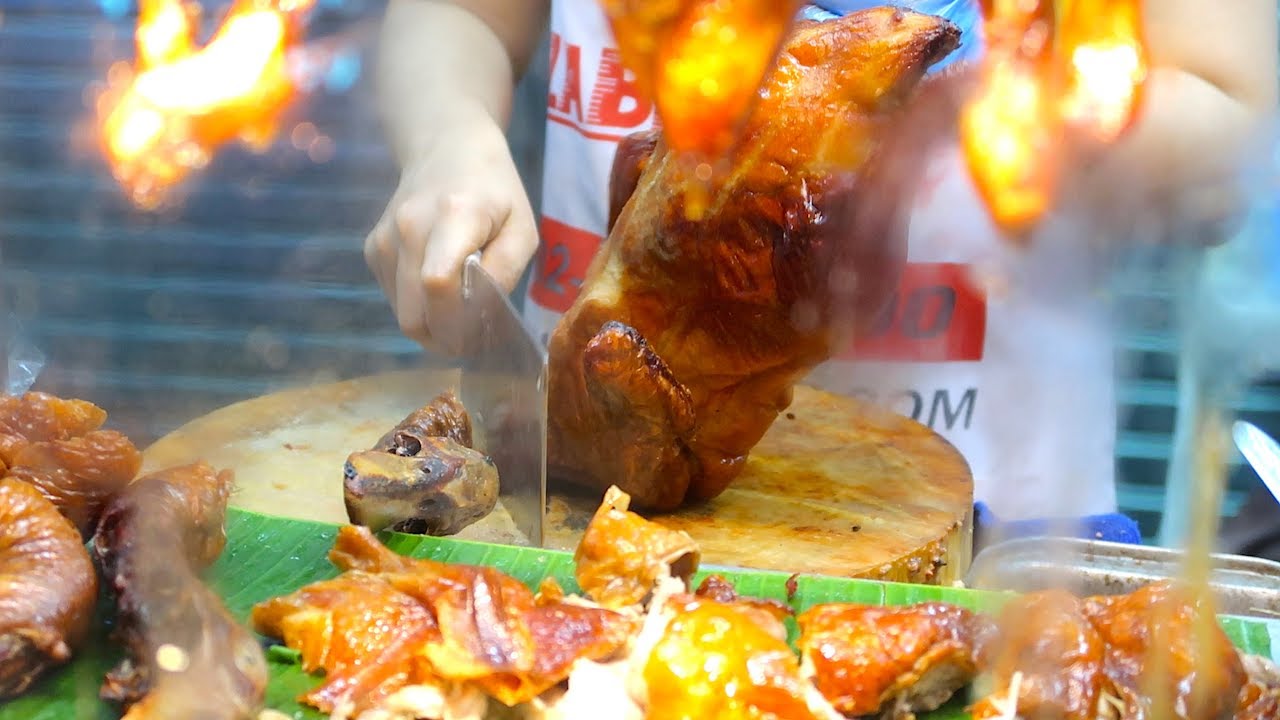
left=1082, top=583, right=1246, bottom=720
left=968, top=590, right=1106, bottom=720
left=546, top=9, right=961, bottom=511
left=573, top=486, right=700, bottom=609
left=252, top=572, right=442, bottom=715
left=92, top=462, right=268, bottom=720
left=255, top=525, right=637, bottom=712
left=0, top=477, right=97, bottom=698
left=797, top=601, right=993, bottom=718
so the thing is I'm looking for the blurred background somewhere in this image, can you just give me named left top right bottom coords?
left=0, top=0, right=1277, bottom=547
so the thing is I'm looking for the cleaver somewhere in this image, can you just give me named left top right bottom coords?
left=459, top=253, right=547, bottom=546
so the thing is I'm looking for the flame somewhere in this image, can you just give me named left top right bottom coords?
left=599, top=0, right=801, bottom=159
left=961, top=0, right=1148, bottom=234
left=98, top=0, right=314, bottom=209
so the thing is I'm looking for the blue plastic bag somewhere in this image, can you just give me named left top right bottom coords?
left=801, top=1, right=984, bottom=71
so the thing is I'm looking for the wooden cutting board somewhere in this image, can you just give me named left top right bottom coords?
left=142, top=369, right=974, bottom=583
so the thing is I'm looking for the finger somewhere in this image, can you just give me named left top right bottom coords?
left=480, top=203, right=540, bottom=294
left=419, top=198, right=499, bottom=356
left=395, top=240, right=432, bottom=348
left=420, top=194, right=499, bottom=286
left=364, top=219, right=398, bottom=309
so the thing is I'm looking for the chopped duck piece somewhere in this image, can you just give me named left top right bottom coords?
left=797, top=602, right=992, bottom=718
left=252, top=572, right=442, bottom=715
left=345, top=393, right=497, bottom=536
left=0, top=477, right=97, bottom=698
left=642, top=594, right=841, bottom=720
left=573, top=486, right=700, bottom=609
left=0, top=392, right=106, bottom=466
left=598, top=0, right=803, bottom=158
left=693, top=574, right=793, bottom=626
left=1235, top=679, right=1280, bottom=720
left=546, top=9, right=961, bottom=511
left=1082, top=582, right=1246, bottom=720
left=254, top=525, right=637, bottom=714
left=92, top=462, right=268, bottom=720
left=968, top=590, right=1106, bottom=720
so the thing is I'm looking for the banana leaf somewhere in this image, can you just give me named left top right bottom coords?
left=2, top=508, right=1276, bottom=720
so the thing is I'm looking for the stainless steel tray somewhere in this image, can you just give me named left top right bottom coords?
left=965, top=536, right=1280, bottom=620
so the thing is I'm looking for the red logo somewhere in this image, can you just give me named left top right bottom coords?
left=528, top=217, right=601, bottom=312
left=547, top=32, right=655, bottom=142
left=841, top=263, right=986, bottom=362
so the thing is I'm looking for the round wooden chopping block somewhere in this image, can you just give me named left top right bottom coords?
left=142, top=369, right=974, bottom=583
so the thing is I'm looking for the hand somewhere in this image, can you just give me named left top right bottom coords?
left=365, top=114, right=538, bottom=355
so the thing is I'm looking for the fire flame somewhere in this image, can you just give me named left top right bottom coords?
left=961, top=0, right=1149, bottom=234
left=98, top=0, right=315, bottom=209
left=599, top=0, right=801, bottom=159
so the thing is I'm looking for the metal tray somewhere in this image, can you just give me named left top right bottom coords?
left=965, top=536, right=1280, bottom=620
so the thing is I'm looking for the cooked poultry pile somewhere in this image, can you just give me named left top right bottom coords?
left=255, top=484, right=1280, bottom=720
left=965, top=582, right=1280, bottom=720
left=547, top=8, right=962, bottom=511
left=0, top=391, right=265, bottom=718
left=343, top=392, right=499, bottom=536
left=252, top=524, right=638, bottom=717
left=798, top=601, right=995, bottom=718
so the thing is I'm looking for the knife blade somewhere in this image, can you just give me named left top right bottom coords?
left=459, top=253, right=547, bottom=546
left=1232, top=420, right=1280, bottom=507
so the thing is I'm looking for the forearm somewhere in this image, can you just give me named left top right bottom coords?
left=376, top=0, right=547, bottom=166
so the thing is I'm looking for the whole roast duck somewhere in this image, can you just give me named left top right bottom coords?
left=546, top=8, right=962, bottom=511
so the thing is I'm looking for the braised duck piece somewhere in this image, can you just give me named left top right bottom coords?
left=344, top=392, right=498, bottom=536
left=344, top=438, right=498, bottom=536
left=968, top=590, right=1106, bottom=720
left=574, top=486, right=700, bottom=609
left=599, top=0, right=802, bottom=158
left=253, top=525, right=637, bottom=716
left=546, top=8, right=961, bottom=511
left=5, top=430, right=142, bottom=538
left=0, top=392, right=140, bottom=537
left=797, top=601, right=992, bottom=718
left=1083, top=582, right=1246, bottom=720
left=0, top=477, right=97, bottom=698
left=92, top=462, right=268, bottom=720
left=0, top=392, right=106, bottom=466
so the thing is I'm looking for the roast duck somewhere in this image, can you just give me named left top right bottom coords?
left=546, top=8, right=962, bottom=511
